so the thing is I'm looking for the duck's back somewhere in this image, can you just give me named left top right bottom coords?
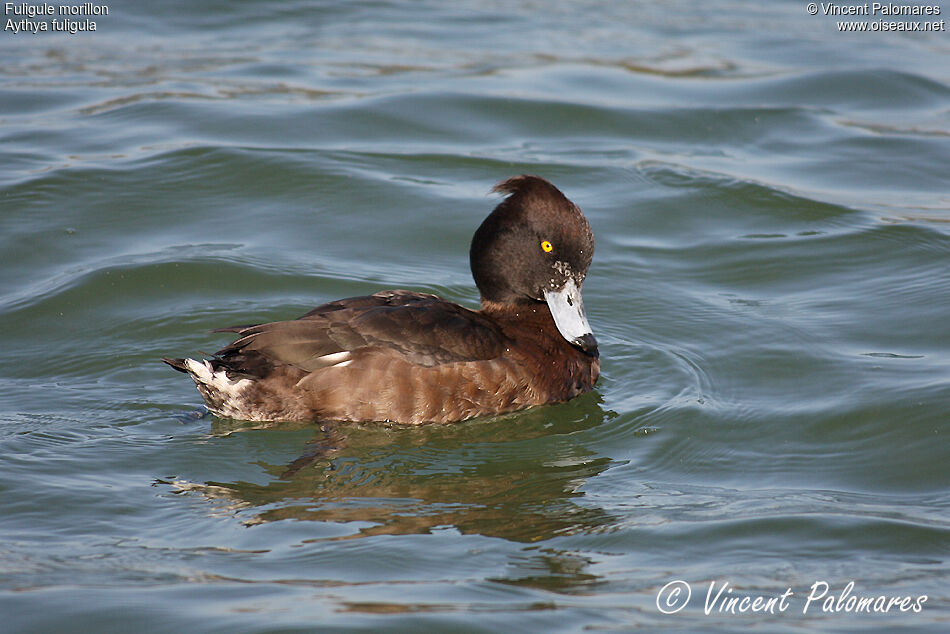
left=215, top=290, right=506, bottom=376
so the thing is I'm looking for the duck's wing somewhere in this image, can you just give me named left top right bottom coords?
left=211, top=290, right=508, bottom=377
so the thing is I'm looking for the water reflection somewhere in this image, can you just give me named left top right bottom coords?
left=173, top=393, right=616, bottom=544
left=491, top=548, right=603, bottom=594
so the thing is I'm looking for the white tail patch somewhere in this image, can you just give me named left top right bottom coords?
left=183, top=358, right=252, bottom=418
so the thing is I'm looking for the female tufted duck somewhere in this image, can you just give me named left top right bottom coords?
left=163, top=175, right=599, bottom=424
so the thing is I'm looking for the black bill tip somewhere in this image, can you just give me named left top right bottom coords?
left=573, top=333, right=599, bottom=357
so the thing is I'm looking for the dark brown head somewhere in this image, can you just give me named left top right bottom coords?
left=470, top=175, right=596, bottom=354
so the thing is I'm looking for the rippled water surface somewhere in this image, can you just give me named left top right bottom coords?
left=2, top=1, right=950, bottom=631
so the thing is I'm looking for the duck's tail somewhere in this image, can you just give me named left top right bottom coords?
left=161, top=357, right=189, bottom=373
left=162, top=357, right=253, bottom=419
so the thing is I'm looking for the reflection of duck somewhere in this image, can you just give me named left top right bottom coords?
left=167, top=397, right=613, bottom=545
left=164, top=176, right=599, bottom=424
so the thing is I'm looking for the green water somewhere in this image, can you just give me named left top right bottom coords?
left=2, top=1, right=949, bottom=631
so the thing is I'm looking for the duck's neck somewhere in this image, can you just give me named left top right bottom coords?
left=480, top=299, right=551, bottom=323
left=480, top=299, right=600, bottom=390
left=479, top=299, right=567, bottom=349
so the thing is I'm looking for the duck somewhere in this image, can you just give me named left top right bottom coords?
left=163, top=175, right=599, bottom=424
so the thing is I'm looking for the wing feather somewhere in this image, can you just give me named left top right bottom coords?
left=211, top=290, right=508, bottom=377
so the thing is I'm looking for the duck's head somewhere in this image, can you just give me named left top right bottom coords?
left=470, top=175, right=597, bottom=355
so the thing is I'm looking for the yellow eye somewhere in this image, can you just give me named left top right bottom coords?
left=540, top=240, right=554, bottom=253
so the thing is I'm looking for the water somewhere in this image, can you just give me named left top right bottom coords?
left=2, top=0, right=949, bottom=631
